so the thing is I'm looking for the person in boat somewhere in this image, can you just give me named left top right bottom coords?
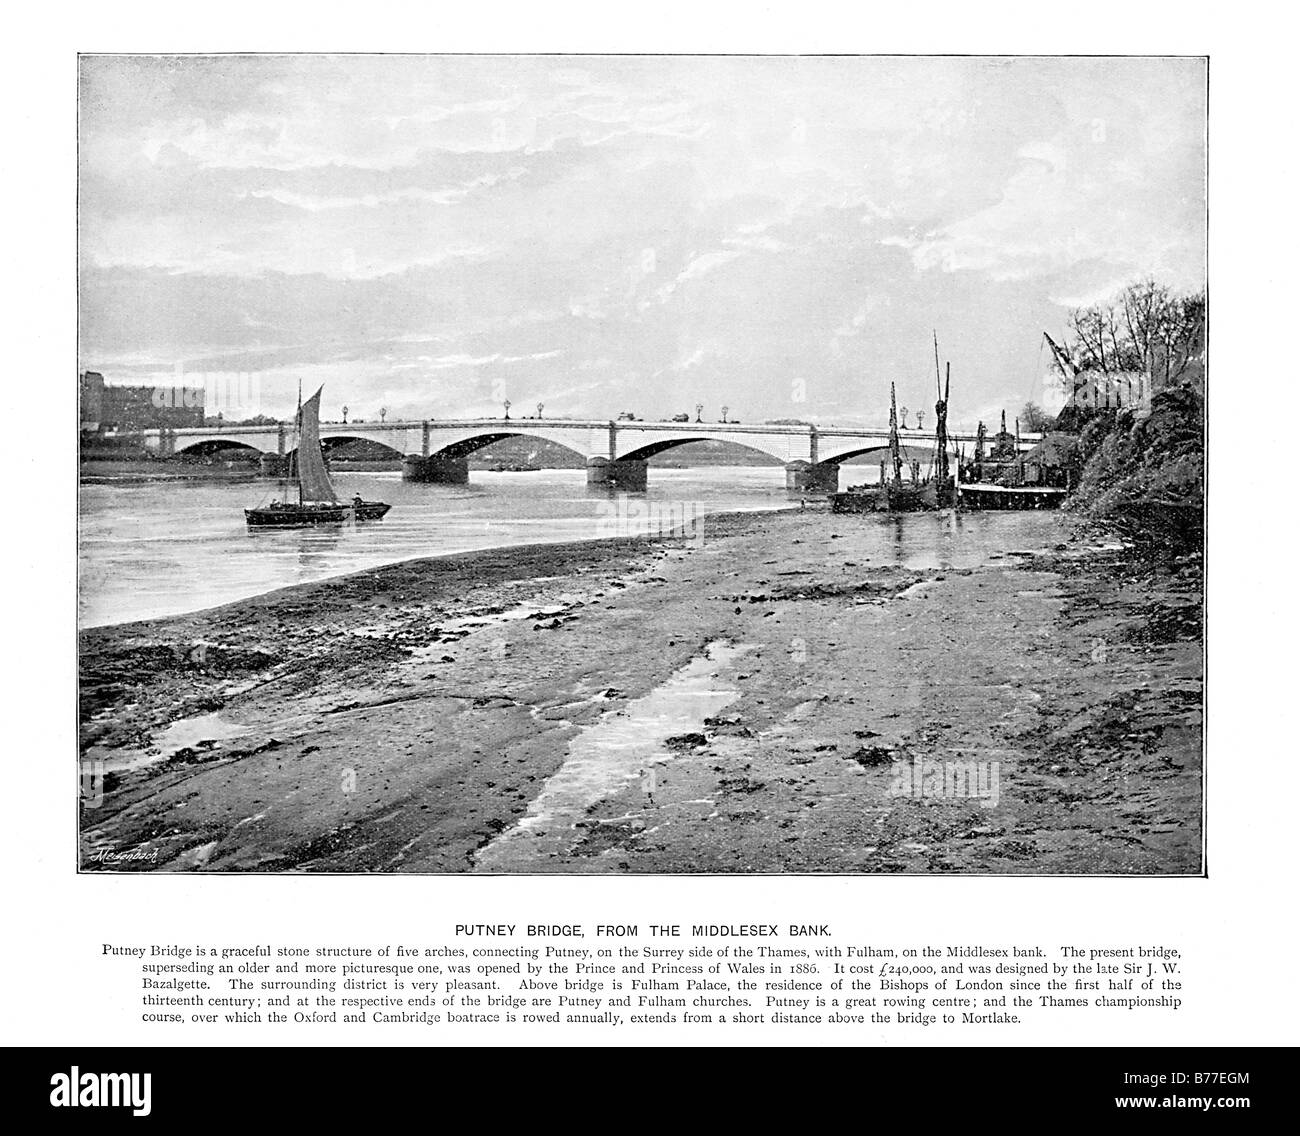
left=352, top=494, right=364, bottom=510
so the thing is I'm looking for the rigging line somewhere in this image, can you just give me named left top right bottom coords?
left=1025, top=334, right=1046, bottom=414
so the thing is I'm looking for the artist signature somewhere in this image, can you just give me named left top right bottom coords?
left=85, top=846, right=160, bottom=865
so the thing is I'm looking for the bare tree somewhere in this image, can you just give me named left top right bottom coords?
left=1159, top=291, right=1205, bottom=386
left=1065, top=278, right=1204, bottom=392
left=1021, top=401, right=1056, bottom=433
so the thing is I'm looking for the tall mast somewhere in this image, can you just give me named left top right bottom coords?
left=936, top=362, right=950, bottom=484
left=888, top=382, right=902, bottom=484
left=295, top=379, right=303, bottom=505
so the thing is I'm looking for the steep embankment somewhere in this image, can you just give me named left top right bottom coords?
left=1067, top=386, right=1204, bottom=551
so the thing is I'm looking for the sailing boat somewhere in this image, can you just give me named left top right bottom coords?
left=923, top=333, right=956, bottom=509
left=831, top=381, right=922, bottom=513
left=244, top=386, right=391, bottom=527
left=880, top=380, right=927, bottom=512
left=829, top=335, right=957, bottom=514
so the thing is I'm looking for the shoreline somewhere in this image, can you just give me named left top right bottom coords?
left=79, top=507, right=1202, bottom=875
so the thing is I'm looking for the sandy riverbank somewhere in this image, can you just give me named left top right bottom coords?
left=78, top=507, right=1202, bottom=874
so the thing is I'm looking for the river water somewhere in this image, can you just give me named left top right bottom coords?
left=79, top=467, right=1073, bottom=629
left=77, top=467, right=800, bottom=628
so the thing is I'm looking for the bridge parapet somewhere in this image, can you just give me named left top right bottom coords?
left=130, top=419, right=1042, bottom=491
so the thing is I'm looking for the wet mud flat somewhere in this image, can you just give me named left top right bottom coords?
left=79, top=508, right=1202, bottom=874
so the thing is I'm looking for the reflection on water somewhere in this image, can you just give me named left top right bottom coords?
left=825, top=506, right=1058, bottom=574
left=78, top=467, right=795, bottom=628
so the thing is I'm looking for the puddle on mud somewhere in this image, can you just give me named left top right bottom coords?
left=103, top=711, right=252, bottom=773
left=476, top=639, right=751, bottom=869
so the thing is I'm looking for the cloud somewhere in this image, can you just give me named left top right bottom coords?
left=79, top=56, right=1206, bottom=426
left=241, top=168, right=527, bottom=212
left=897, top=64, right=1206, bottom=293
left=425, top=350, right=565, bottom=370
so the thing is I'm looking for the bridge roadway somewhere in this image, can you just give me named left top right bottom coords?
left=136, top=417, right=1038, bottom=491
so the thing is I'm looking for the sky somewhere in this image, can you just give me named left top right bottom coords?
left=78, top=55, right=1206, bottom=430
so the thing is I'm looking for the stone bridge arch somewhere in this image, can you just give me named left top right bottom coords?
left=613, top=427, right=807, bottom=465
left=172, top=437, right=267, bottom=458
left=419, top=421, right=604, bottom=462
left=425, top=430, right=586, bottom=462
left=596, top=424, right=815, bottom=491
left=318, top=434, right=407, bottom=459
left=612, top=435, right=792, bottom=465
left=405, top=426, right=598, bottom=484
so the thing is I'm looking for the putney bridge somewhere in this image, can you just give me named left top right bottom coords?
left=136, top=417, right=1038, bottom=491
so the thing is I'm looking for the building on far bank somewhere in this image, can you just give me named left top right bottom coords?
left=79, top=371, right=106, bottom=428
left=79, top=371, right=206, bottom=432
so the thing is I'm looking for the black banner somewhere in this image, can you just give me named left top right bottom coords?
left=14, top=1047, right=1275, bottom=1125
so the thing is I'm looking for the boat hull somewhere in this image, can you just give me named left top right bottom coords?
left=830, top=488, right=882, bottom=513
left=244, top=501, right=391, bottom=527
left=830, top=479, right=954, bottom=514
left=956, top=484, right=1065, bottom=511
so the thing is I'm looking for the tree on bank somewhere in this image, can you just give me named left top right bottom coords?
left=1021, top=401, right=1056, bottom=433
left=1064, top=277, right=1205, bottom=391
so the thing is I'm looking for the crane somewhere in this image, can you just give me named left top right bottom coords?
left=1042, top=331, right=1075, bottom=379
left=1042, top=331, right=1091, bottom=408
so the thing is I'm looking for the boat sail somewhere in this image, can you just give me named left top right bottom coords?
left=295, top=387, right=338, bottom=504
left=244, top=385, right=391, bottom=527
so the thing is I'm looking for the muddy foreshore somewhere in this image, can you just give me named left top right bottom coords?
left=78, top=506, right=1202, bottom=874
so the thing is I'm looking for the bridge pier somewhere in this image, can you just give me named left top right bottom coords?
left=587, top=457, right=648, bottom=491
left=258, top=454, right=291, bottom=478
left=785, top=460, right=839, bottom=493
left=402, top=454, right=469, bottom=484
